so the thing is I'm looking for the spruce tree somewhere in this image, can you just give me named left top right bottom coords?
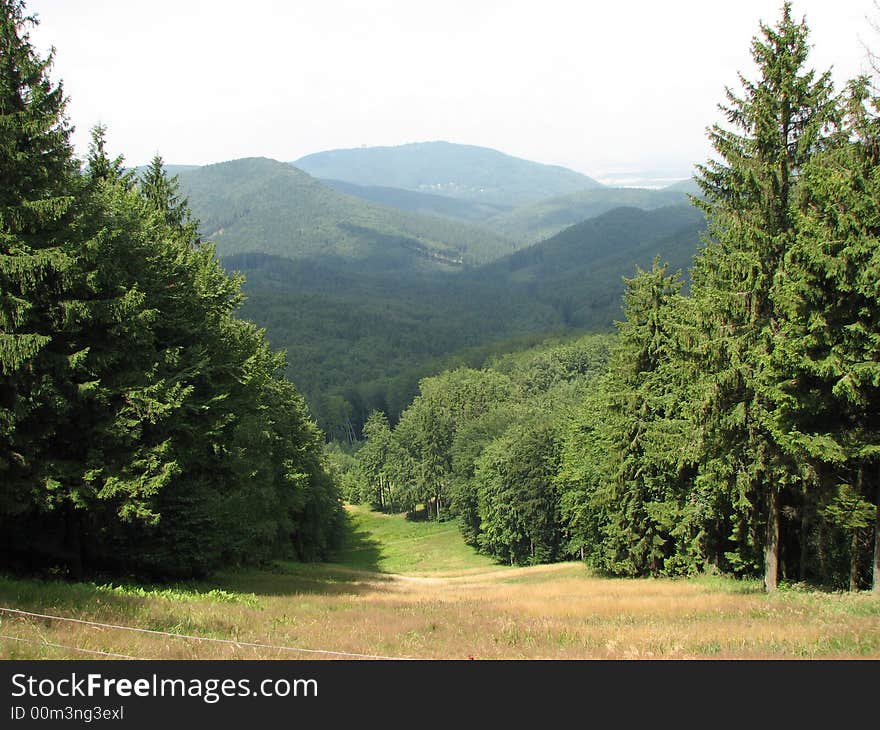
left=558, top=262, right=700, bottom=576
left=139, top=154, right=199, bottom=242
left=773, top=79, right=880, bottom=590
left=0, top=0, right=79, bottom=562
left=691, top=2, right=838, bottom=591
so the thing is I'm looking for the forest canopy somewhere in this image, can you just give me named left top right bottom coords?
left=339, top=3, right=880, bottom=593
left=0, top=0, right=342, bottom=579
left=1, top=0, right=877, bottom=594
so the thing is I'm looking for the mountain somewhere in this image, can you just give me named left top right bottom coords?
left=320, top=177, right=690, bottom=244
left=130, top=163, right=200, bottom=178
left=176, top=157, right=518, bottom=270
left=663, top=177, right=701, bottom=194
left=472, top=204, right=705, bottom=327
left=294, top=141, right=602, bottom=207
left=169, top=154, right=705, bottom=437
left=320, top=178, right=511, bottom=223
left=485, top=186, right=693, bottom=243
left=227, top=204, right=705, bottom=435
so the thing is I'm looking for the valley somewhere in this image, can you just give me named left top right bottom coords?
left=3, top=0, right=878, bottom=681
left=170, top=142, right=703, bottom=435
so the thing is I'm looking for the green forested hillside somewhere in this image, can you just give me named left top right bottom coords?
left=342, top=4, right=880, bottom=595
left=485, top=186, right=693, bottom=242
left=294, top=141, right=602, bottom=207
left=471, top=205, right=705, bottom=327
left=164, top=151, right=705, bottom=440
left=177, top=157, right=518, bottom=268
left=320, top=178, right=511, bottom=223
left=228, top=204, right=704, bottom=436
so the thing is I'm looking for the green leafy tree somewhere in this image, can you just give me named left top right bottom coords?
left=359, top=410, right=397, bottom=509
left=475, top=419, right=563, bottom=565
left=388, top=368, right=514, bottom=519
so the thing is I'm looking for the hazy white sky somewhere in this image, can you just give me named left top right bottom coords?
left=25, top=0, right=878, bottom=178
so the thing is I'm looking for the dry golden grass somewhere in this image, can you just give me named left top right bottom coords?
left=1, top=507, right=878, bottom=660
left=1, top=561, right=878, bottom=660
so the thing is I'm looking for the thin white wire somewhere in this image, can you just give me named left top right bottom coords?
left=0, top=633, right=139, bottom=659
left=0, top=606, right=414, bottom=660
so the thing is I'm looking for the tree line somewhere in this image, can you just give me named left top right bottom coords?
left=0, top=0, right=342, bottom=579
left=339, top=4, right=880, bottom=592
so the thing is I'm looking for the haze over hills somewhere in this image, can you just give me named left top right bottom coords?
left=177, top=157, right=518, bottom=270
left=484, top=186, right=694, bottom=243
left=320, top=178, right=512, bottom=224
left=294, top=141, right=603, bottom=207
left=318, top=175, right=693, bottom=243
left=222, top=204, right=705, bottom=434
left=165, top=144, right=707, bottom=435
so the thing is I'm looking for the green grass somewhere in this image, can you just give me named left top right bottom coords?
left=328, top=504, right=502, bottom=574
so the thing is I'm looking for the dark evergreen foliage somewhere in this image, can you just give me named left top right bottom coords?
left=344, top=5, right=879, bottom=590
left=3, top=0, right=877, bottom=592
left=0, top=1, right=342, bottom=580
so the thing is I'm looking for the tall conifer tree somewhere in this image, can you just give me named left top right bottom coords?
left=691, top=2, right=838, bottom=591
left=0, top=0, right=78, bottom=545
left=773, top=79, right=880, bottom=590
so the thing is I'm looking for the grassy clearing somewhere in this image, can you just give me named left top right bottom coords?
left=329, top=504, right=502, bottom=574
left=1, top=507, right=878, bottom=660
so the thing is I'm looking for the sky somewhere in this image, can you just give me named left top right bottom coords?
left=25, top=0, right=879, bottom=182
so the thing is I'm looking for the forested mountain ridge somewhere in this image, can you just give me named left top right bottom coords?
left=176, top=157, right=519, bottom=269
left=174, top=154, right=694, bottom=261
left=471, top=205, right=705, bottom=327
left=229, top=204, right=705, bottom=436
left=340, top=3, right=880, bottom=594
left=322, top=174, right=697, bottom=243
left=483, top=205, right=704, bottom=280
left=294, top=141, right=603, bottom=207
left=320, top=178, right=512, bottom=223
left=484, top=187, right=694, bottom=243
left=159, top=147, right=707, bottom=439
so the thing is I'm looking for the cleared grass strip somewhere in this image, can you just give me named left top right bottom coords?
left=0, top=606, right=414, bottom=660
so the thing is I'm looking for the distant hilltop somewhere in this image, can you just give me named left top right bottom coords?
left=293, top=140, right=604, bottom=207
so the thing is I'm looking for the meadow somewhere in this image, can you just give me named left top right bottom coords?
left=1, top=506, right=877, bottom=660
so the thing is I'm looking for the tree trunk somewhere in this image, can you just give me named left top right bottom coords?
left=873, top=479, right=879, bottom=594
left=65, top=504, right=83, bottom=580
left=764, top=486, right=780, bottom=593
left=799, top=487, right=812, bottom=582
left=850, top=530, right=861, bottom=592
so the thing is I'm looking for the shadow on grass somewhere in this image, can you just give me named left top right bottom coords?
left=211, top=562, right=393, bottom=598
left=0, top=561, right=395, bottom=620
left=0, top=573, right=141, bottom=618
left=324, top=510, right=385, bottom=573
left=0, top=510, right=393, bottom=612
left=0, top=509, right=398, bottom=615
